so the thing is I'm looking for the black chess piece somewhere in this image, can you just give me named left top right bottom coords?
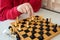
left=39, top=31, right=44, bottom=35
left=22, top=22, right=26, bottom=24
left=17, top=29, right=22, bottom=32
left=30, top=35, right=36, bottom=39
left=53, top=24, right=57, bottom=28
left=40, top=23, right=43, bottom=26
left=22, top=34, right=28, bottom=38
left=25, top=29, right=30, bottom=33
left=21, top=25, right=25, bottom=28
left=8, top=26, right=12, bottom=29
left=40, top=21, right=43, bottom=23
left=14, top=32, right=17, bottom=35
left=59, top=26, right=60, bottom=28
left=34, top=23, right=38, bottom=26
left=46, top=27, right=50, bottom=31
left=46, top=24, right=50, bottom=27
left=16, top=33, right=21, bottom=40
left=46, top=31, right=51, bottom=36
left=45, top=18, right=50, bottom=24
left=23, top=19, right=27, bottom=21
left=39, top=27, right=44, bottom=30
left=52, top=28, right=57, bottom=32
left=35, top=16, right=39, bottom=20
left=38, top=35, right=44, bottom=40
left=35, top=16, right=39, bottom=17
left=52, top=24, right=57, bottom=32
left=29, top=22, right=32, bottom=25
left=30, top=27, right=36, bottom=39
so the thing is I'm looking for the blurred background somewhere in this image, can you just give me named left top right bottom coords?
left=42, top=0, right=60, bottom=13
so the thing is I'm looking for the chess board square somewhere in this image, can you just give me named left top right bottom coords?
left=33, top=38, right=39, bottom=40
left=43, top=34, right=48, bottom=39
left=22, top=27, right=27, bottom=30
left=22, top=34, right=28, bottom=38
left=25, top=37, right=32, bottom=40
left=27, top=32, right=32, bottom=36
left=35, top=29, right=40, bottom=32
left=36, top=25, right=40, bottom=29
left=28, top=28, right=33, bottom=31
left=19, top=31, right=25, bottom=35
left=34, top=33, right=40, bottom=37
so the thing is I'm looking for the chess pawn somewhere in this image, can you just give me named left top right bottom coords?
left=35, top=20, right=38, bottom=22
left=16, top=17, right=19, bottom=23
left=15, top=21, right=17, bottom=26
left=18, top=24, right=21, bottom=30
left=26, top=22, right=29, bottom=27
left=10, top=25, right=15, bottom=34
left=50, top=18, right=51, bottom=22
left=31, top=16, right=34, bottom=20
left=15, top=17, right=19, bottom=26
left=39, top=16, right=43, bottom=20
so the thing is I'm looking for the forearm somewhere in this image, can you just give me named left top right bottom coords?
left=0, top=7, right=22, bottom=21
left=0, top=0, right=22, bottom=21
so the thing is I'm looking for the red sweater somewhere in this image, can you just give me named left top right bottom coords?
left=0, top=0, right=41, bottom=21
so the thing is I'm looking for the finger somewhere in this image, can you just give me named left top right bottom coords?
left=20, top=8, right=23, bottom=13
left=17, top=6, right=23, bottom=13
left=24, top=3, right=32, bottom=17
left=21, top=6, right=27, bottom=14
left=25, top=5, right=31, bottom=16
left=27, top=3, right=34, bottom=16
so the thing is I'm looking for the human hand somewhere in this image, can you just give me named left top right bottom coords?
left=17, top=3, right=34, bottom=17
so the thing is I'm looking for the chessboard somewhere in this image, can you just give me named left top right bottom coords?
left=9, top=16, right=60, bottom=40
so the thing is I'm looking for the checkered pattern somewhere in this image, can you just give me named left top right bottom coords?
left=9, top=16, right=60, bottom=40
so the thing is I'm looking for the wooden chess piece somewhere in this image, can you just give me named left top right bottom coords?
left=16, top=17, right=19, bottom=23
left=26, top=22, right=29, bottom=27
left=50, top=18, right=51, bottom=22
left=15, top=17, right=19, bottom=26
left=18, top=24, right=21, bottom=30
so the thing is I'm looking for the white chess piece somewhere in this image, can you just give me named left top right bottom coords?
left=27, top=22, right=29, bottom=27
